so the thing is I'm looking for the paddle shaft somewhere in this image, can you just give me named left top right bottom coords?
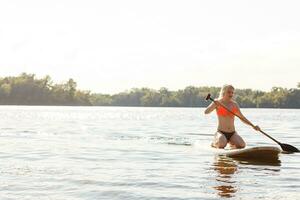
left=208, top=96, right=282, bottom=145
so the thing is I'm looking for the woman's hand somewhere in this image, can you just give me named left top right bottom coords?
left=253, top=125, right=261, bottom=131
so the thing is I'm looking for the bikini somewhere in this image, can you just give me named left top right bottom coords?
left=216, top=103, right=238, bottom=141
left=218, top=130, right=236, bottom=141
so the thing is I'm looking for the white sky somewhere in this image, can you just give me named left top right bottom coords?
left=0, top=0, right=299, bottom=94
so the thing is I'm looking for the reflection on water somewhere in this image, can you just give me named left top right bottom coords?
left=235, top=157, right=281, bottom=166
left=212, top=156, right=238, bottom=198
left=212, top=155, right=282, bottom=198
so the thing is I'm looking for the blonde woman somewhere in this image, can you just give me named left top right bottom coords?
left=204, top=85, right=260, bottom=149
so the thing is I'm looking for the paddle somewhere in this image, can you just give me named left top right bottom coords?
left=205, top=93, right=300, bottom=153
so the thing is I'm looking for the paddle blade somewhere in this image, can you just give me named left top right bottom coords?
left=205, top=94, right=211, bottom=101
left=280, top=143, right=300, bottom=153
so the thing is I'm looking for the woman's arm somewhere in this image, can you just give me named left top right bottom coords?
left=204, top=102, right=217, bottom=114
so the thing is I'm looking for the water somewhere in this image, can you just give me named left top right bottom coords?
left=0, top=106, right=299, bottom=200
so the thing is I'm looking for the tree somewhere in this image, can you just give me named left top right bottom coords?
left=141, top=90, right=161, bottom=106
left=65, top=78, right=77, bottom=101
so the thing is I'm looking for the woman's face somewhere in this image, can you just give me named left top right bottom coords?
left=224, top=87, right=234, bottom=100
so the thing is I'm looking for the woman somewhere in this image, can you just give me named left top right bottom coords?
left=204, top=84, right=260, bottom=149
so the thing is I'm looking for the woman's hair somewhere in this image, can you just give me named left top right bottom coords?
left=219, top=84, right=234, bottom=99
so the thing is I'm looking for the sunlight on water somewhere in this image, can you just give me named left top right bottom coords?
left=0, top=106, right=299, bottom=199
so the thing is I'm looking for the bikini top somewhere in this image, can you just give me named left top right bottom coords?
left=216, top=103, right=238, bottom=117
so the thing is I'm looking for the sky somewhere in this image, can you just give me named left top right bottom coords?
left=0, top=0, right=299, bottom=94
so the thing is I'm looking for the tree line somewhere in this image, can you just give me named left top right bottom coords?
left=0, top=73, right=91, bottom=106
left=0, top=73, right=299, bottom=108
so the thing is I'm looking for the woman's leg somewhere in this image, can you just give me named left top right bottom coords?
left=229, top=132, right=246, bottom=149
left=212, top=132, right=228, bottom=148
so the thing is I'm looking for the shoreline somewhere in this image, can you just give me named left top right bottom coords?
left=0, top=105, right=299, bottom=109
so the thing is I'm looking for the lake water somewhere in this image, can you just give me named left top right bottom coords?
left=0, top=106, right=299, bottom=200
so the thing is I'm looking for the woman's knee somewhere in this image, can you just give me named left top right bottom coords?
left=236, top=141, right=246, bottom=148
left=230, top=134, right=246, bottom=148
left=215, top=142, right=227, bottom=148
left=214, top=136, right=227, bottom=148
left=237, top=136, right=246, bottom=148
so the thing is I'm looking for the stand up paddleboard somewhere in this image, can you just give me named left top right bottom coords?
left=218, top=146, right=281, bottom=160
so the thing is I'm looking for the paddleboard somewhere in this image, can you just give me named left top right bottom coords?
left=218, top=146, right=281, bottom=160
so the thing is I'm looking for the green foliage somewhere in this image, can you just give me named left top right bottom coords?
left=0, top=73, right=91, bottom=106
left=285, top=88, right=300, bottom=108
left=0, top=73, right=299, bottom=108
left=90, top=94, right=112, bottom=106
left=92, top=84, right=300, bottom=108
